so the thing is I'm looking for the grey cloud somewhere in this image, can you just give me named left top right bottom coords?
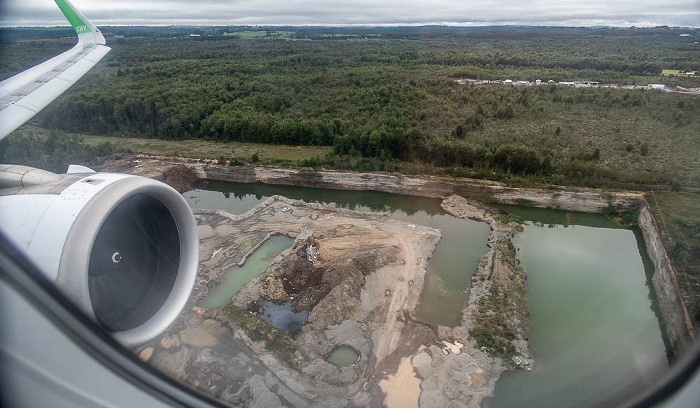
left=2, top=0, right=698, bottom=27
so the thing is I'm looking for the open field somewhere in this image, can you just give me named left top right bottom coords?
left=81, top=134, right=331, bottom=164
left=4, top=126, right=332, bottom=165
left=663, top=69, right=698, bottom=77
left=663, top=70, right=685, bottom=76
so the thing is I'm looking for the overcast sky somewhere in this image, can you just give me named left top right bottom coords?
left=1, top=0, right=699, bottom=27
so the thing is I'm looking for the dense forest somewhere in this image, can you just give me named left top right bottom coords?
left=1, top=25, right=699, bottom=189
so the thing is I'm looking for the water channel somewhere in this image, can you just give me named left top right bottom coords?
left=184, top=180, right=668, bottom=407
left=200, top=235, right=294, bottom=309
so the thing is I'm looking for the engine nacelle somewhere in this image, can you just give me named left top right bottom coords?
left=0, top=165, right=199, bottom=347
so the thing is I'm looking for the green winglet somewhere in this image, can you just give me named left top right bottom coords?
left=54, top=0, right=91, bottom=35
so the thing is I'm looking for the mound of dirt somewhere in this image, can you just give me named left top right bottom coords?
left=163, top=164, right=199, bottom=193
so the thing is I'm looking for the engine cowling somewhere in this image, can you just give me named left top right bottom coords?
left=0, top=165, right=199, bottom=347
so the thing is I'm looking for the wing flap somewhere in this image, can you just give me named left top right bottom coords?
left=0, top=0, right=110, bottom=139
left=0, top=45, right=110, bottom=138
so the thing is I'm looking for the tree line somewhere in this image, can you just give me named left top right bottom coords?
left=2, top=26, right=697, bottom=189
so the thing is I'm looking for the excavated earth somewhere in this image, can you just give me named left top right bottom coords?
left=131, top=192, right=534, bottom=408
left=136, top=196, right=447, bottom=407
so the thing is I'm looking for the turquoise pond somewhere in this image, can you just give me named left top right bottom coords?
left=200, top=235, right=294, bottom=309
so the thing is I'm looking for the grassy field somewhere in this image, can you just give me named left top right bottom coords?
left=647, top=191, right=700, bottom=328
left=80, top=134, right=332, bottom=164
left=662, top=70, right=685, bottom=76
left=436, top=96, right=700, bottom=187
left=662, top=69, right=698, bottom=77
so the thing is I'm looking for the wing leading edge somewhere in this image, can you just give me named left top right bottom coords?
left=0, top=0, right=111, bottom=139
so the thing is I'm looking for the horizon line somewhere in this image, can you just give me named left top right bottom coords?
left=2, top=23, right=699, bottom=29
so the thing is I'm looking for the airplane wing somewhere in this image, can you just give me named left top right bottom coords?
left=0, top=1, right=199, bottom=348
left=0, top=2, right=203, bottom=403
left=0, top=0, right=111, bottom=139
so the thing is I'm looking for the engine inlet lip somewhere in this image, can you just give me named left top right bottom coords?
left=56, top=175, right=198, bottom=347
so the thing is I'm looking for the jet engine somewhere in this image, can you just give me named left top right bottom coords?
left=0, top=165, right=199, bottom=347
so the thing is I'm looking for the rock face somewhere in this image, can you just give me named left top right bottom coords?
left=162, top=164, right=199, bottom=193
left=416, top=345, right=501, bottom=408
left=100, top=154, right=644, bottom=214
left=638, top=202, right=695, bottom=354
